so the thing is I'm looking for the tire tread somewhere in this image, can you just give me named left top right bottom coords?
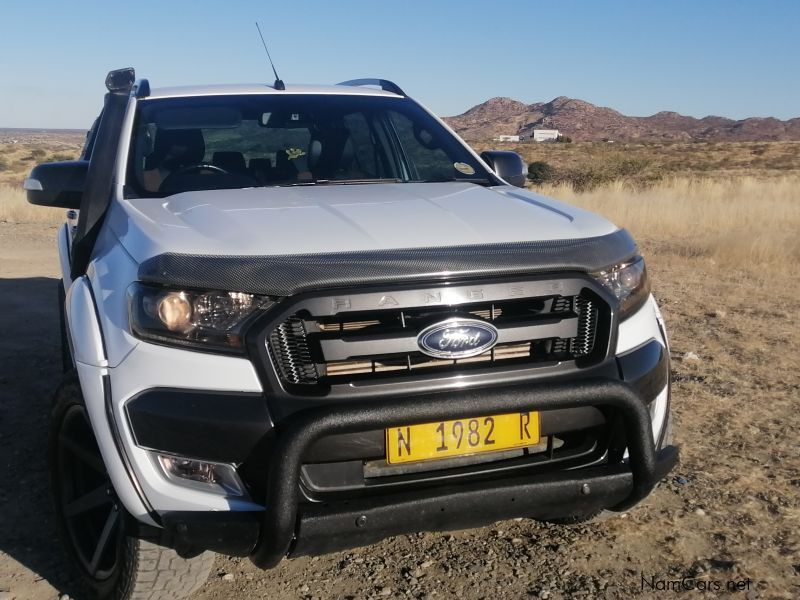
left=50, top=373, right=215, bottom=600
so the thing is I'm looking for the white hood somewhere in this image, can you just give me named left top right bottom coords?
left=109, top=182, right=619, bottom=263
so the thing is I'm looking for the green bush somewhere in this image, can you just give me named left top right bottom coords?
left=527, top=161, right=553, bottom=183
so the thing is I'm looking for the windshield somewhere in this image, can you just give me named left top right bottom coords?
left=125, top=94, right=491, bottom=197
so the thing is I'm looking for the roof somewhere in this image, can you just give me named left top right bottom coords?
left=146, top=83, right=403, bottom=100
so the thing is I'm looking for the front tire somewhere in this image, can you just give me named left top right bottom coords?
left=49, top=375, right=215, bottom=599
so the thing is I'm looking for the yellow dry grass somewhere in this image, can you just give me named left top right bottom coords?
left=536, top=176, right=800, bottom=273
left=0, top=185, right=64, bottom=225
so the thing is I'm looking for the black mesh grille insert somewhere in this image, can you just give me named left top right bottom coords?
left=570, top=296, right=598, bottom=357
left=267, top=317, right=318, bottom=385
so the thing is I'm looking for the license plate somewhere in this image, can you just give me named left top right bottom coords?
left=385, top=412, right=540, bottom=464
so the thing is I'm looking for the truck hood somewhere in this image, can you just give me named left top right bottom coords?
left=110, top=182, right=619, bottom=263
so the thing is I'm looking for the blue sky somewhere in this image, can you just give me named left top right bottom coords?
left=0, top=0, right=797, bottom=128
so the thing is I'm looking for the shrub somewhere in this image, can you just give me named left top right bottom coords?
left=527, top=161, right=553, bottom=183
left=558, top=156, right=655, bottom=191
left=50, top=152, right=78, bottom=162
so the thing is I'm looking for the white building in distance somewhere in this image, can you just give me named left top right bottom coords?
left=531, top=129, right=561, bottom=142
left=494, top=134, right=521, bottom=142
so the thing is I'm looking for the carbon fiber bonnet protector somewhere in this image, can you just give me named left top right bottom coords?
left=137, top=229, right=637, bottom=296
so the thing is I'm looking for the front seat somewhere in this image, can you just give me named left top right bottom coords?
left=212, top=151, right=247, bottom=174
left=152, top=130, right=258, bottom=193
left=307, top=127, right=352, bottom=180
left=249, top=158, right=274, bottom=183
left=145, top=129, right=206, bottom=173
left=308, top=129, right=362, bottom=180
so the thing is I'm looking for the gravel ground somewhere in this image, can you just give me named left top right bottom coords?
left=0, top=223, right=798, bottom=599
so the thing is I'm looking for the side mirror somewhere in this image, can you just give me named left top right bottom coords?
left=480, top=151, right=526, bottom=188
left=24, top=160, right=88, bottom=209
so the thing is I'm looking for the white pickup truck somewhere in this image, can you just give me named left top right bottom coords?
left=25, top=68, right=676, bottom=600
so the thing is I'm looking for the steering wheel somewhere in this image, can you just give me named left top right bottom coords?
left=169, top=163, right=231, bottom=178
left=159, top=163, right=233, bottom=192
left=159, top=162, right=263, bottom=192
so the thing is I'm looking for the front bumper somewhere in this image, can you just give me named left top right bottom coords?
left=158, top=378, right=677, bottom=567
left=113, top=294, right=674, bottom=565
left=290, top=450, right=676, bottom=559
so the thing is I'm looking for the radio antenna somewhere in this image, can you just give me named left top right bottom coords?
left=255, top=22, right=285, bottom=90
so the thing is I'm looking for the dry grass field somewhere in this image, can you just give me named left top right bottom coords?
left=0, top=130, right=82, bottom=225
left=0, top=185, right=64, bottom=225
left=1, top=135, right=799, bottom=598
left=0, top=132, right=83, bottom=187
left=540, top=176, right=800, bottom=275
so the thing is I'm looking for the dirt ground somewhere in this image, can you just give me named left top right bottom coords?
left=0, top=222, right=798, bottom=600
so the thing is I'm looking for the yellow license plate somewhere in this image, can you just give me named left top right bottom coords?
left=386, top=412, right=540, bottom=464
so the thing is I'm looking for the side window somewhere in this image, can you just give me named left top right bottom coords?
left=387, top=111, right=453, bottom=181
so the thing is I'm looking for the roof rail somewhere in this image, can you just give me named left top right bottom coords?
left=337, top=78, right=405, bottom=96
left=132, top=79, right=150, bottom=98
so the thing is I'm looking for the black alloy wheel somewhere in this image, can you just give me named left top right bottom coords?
left=55, top=403, right=123, bottom=581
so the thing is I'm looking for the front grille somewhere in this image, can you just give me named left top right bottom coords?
left=266, top=284, right=606, bottom=388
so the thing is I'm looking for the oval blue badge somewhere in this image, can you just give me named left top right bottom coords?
left=417, top=318, right=499, bottom=359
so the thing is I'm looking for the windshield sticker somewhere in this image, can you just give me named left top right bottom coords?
left=454, top=162, right=476, bottom=176
left=285, top=148, right=306, bottom=160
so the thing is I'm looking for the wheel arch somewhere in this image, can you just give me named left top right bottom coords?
left=65, top=276, right=157, bottom=525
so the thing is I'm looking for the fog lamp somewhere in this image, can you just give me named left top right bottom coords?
left=156, top=454, right=245, bottom=496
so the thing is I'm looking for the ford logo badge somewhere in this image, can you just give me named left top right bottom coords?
left=417, top=318, right=499, bottom=359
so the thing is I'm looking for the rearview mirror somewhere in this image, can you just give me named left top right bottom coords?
left=24, top=160, right=88, bottom=209
left=480, top=151, right=526, bottom=188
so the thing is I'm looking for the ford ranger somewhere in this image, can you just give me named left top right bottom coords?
left=25, top=68, right=676, bottom=599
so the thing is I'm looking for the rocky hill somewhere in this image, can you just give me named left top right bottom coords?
left=444, top=96, right=800, bottom=142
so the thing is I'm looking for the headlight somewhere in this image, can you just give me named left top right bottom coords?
left=128, top=283, right=277, bottom=352
left=591, top=256, right=650, bottom=319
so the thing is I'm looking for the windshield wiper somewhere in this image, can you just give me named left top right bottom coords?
left=421, top=178, right=493, bottom=186
left=271, top=177, right=493, bottom=188
left=274, top=178, right=402, bottom=187
left=321, top=178, right=402, bottom=185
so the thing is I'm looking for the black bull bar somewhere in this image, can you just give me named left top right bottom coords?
left=247, top=378, right=678, bottom=568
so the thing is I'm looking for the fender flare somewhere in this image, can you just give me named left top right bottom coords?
left=66, top=276, right=158, bottom=525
